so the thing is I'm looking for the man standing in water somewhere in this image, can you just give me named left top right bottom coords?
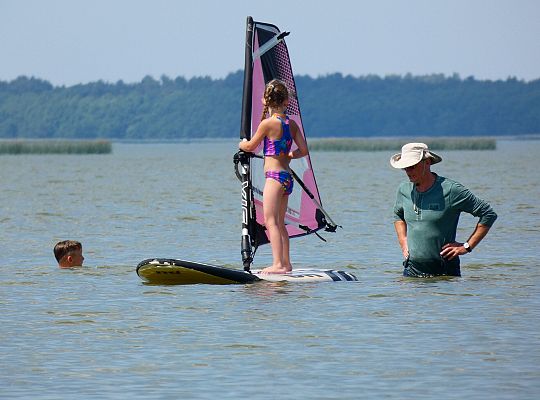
left=390, top=143, right=497, bottom=277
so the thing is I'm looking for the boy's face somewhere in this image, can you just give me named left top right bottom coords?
left=70, top=249, right=84, bottom=266
left=61, top=249, right=84, bottom=268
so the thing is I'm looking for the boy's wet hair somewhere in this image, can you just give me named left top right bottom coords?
left=54, top=240, right=82, bottom=262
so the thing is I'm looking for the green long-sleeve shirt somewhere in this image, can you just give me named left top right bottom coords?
left=394, top=174, right=497, bottom=274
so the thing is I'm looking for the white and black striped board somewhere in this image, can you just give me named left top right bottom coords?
left=136, top=258, right=357, bottom=285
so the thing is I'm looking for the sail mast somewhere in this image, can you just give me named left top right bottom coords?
left=240, top=16, right=253, bottom=142
left=238, top=16, right=255, bottom=272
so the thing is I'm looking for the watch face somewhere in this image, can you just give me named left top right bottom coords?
left=464, top=242, right=469, bottom=249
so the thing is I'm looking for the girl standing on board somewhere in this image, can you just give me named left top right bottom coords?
left=239, top=79, right=308, bottom=274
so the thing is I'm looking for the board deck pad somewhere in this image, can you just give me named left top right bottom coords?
left=252, top=268, right=357, bottom=282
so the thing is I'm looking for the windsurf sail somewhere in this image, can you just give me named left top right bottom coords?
left=236, top=16, right=338, bottom=271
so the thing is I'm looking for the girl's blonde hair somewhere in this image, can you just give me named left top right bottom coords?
left=261, top=79, right=289, bottom=122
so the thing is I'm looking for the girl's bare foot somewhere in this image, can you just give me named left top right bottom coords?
left=260, top=265, right=292, bottom=274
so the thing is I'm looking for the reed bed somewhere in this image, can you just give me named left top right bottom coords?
left=0, top=140, right=112, bottom=155
left=308, top=137, right=496, bottom=152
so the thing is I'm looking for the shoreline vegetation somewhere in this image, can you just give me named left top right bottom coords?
left=0, top=137, right=502, bottom=154
left=308, top=137, right=497, bottom=151
left=1, top=75, right=538, bottom=139
left=0, top=139, right=112, bottom=155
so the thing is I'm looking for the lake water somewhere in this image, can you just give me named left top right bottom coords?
left=1, top=139, right=539, bottom=399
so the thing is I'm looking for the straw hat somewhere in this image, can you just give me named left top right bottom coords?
left=390, top=143, right=442, bottom=169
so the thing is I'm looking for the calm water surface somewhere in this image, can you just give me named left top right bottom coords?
left=1, top=140, right=539, bottom=399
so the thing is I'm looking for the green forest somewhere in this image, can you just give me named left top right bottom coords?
left=1, top=72, right=539, bottom=139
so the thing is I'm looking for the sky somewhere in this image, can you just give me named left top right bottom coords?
left=1, top=0, right=539, bottom=86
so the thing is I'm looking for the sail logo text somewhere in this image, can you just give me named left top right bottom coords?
left=241, top=181, right=249, bottom=225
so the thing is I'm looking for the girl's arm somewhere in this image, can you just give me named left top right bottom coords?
left=288, top=120, right=308, bottom=159
left=239, top=119, right=268, bottom=152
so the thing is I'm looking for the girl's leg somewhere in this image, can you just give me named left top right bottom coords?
left=261, top=178, right=288, bottom=274
left=279, top=194, right=292, bottom=271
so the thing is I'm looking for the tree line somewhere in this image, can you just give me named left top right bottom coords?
left=1, top=72, right=538, bottom=139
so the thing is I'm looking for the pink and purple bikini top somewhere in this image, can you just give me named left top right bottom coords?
left=263, top=115, right=293, bottom=156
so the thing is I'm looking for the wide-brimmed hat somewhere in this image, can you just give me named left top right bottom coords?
left=390, top=142, right=442, bottom=169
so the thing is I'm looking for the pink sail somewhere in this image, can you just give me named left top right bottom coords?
left=245, top=20, right=334, bottom=246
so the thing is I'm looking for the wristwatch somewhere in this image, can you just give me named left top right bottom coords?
left=463, top=242, right=472, bottom=252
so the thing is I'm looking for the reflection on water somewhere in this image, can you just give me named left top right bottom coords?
left=1, top=140, right=540, bottom=398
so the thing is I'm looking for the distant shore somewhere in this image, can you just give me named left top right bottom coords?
left=308, top=137, right=497, bottom=151
left=3, top=135, right=540, bottom=154
left=0, top=139, right=112, bottom=154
